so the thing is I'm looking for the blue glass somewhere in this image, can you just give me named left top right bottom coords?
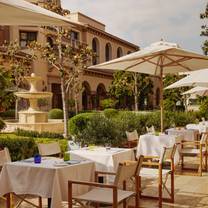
left=34, top=154, right=41, bottom=164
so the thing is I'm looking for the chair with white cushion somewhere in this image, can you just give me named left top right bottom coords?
left=180, top=132, right=208, bottom=176
left=125, top=130, right=139, bottom=148
left=68, top=156, right=144, bottom=208
left=0, top=147, right=42, bottom=208
left=139, top=144, right=177, bottom=208
left=37, top=142, right=61, bottom=157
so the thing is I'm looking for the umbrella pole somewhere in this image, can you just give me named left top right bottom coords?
left=160, top=67, right=164, bottom=133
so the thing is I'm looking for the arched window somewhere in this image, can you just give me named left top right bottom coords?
left=105, top=43, right=112, bottom=61
left=117, top=47, right=123, bottom=58
left=92, top=38, right=100, bottom=65
left=156, top=88, right=160, bottom=106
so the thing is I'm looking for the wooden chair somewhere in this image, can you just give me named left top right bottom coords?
left=37, top=142, right=61, bottom=157
left=68, top=156, right=144, bottom=208
left=139, top=144, right=177, bottom=208
left=0, top=148, right=42, bottom=208
left=180, top=132, right=208, bottom=176
left=124, top=130, right=139, bottom=148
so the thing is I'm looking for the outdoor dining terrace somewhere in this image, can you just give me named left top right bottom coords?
left=0, top=119, right=208, bottom=208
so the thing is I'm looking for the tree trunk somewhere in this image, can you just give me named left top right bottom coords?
left=61, top=76, right=69, bottom=138
left=57, top=27, right=68, bottom=138
left=134, top=73, right=138, bottom=111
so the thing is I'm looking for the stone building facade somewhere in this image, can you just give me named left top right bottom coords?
left=0, top=0, right=161, bottom=111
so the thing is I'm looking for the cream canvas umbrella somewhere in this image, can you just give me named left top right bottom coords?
left=89, top=40, right=208, bottom=132
left=0, top=0, right=75, bottom=26
left=166, top=68, right=208, bottom=89
left=182, top=86, right=208, bottom=96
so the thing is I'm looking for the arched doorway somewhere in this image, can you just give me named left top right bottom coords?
left=92, top=37, right=100, bottom=65
left=96, top=84, right=107, bottom=109
left=82, top=81, right=91, bottom=110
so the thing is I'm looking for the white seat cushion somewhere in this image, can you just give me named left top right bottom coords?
left=140, top=167, right=170, bottom=178
left=73, top=187, right=135, bottom=204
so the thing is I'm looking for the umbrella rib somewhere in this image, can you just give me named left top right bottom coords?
left=165, top=53, right=208, bottom=60
left=154, top=55, right=163, bottom=76
left=163, top=57, right=192, bottom=67
left=124, top=55, right=160, bottom=71
left=163, top=54, right=192, bottom=71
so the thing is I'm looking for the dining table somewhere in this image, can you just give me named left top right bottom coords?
left=0, top=157, right=95, bottom=208
left=69, top=147, right=135, bottom=172
left=186, top=123, right=208, bottom=134
left=136, top=133, right=180, bottom=164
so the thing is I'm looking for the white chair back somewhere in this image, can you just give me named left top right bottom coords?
left=146, top=126, right=155, bottom=134
left=159, top=144, right=177, bottom=164
left=38, top=142, right=61, bottom=156
left=0, top=147, right=11, bottom=167
left=126, top=130, right=139, bottom=142
left=68, top=141, right=80, bottom=150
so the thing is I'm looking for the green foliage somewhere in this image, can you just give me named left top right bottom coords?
left=163, top=74, right=187, bottom=111
left=109, top=71, right=153, bottom=109
left=100, top=98, right=117, bottom=109
left=0, top=66, right=15, bottom=110
left=78, top=114, right=121, bottom=146
left=69, top=110, right=198, bottom=146
left=200, top=3, right=208, bottom=55
left=0, top=133, right=68, bottom=161
left=0, top=118, right=6, bottom=131
left=199, top=97, right=208, bottom=119
left=48, top=108, right=63, bottom=119
left=68, top=112, right=97, bottom=135
left=0, top=134, right=37, bottom=161
left=103, top=109, right=119, bottom=118
left=15, top=129, right=64, bottom=139
left=0, top=109, right=15, bottom=118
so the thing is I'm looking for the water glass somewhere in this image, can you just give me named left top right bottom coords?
left=34, top=154, right=41, bottom=164
left=64, top=152, right=70, bottom=161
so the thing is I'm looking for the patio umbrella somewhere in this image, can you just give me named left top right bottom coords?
left=89, top=40, right=208, bottom=132
left=182, top=86, right=208, bottom=96
left=0, top=0, right=75, bottom=26
left=166, top=68, right=208, bottom=89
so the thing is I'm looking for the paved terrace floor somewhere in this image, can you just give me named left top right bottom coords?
left=1, top=164, right=208, bottom=207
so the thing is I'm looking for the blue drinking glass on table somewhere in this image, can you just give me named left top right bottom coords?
left=34, top=154, right=41, bottom=164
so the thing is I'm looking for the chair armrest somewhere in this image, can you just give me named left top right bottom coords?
left=142, top=161, right=160, bottom=166
left=68, top=180, right=116, bottom=189
left=181, top=141, right=200, bottom=145
left=144, top=156, right=160, bottom=159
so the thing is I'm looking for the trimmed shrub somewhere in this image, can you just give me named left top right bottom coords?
left=100, top=98, right=117, bottom=109
left=0, top=133, right=68, bottom=161
left=0, top=118, right=6, bottom=131
left=77, top=114, right=121, bottom=146
left=0, top=134, right=37, bottom=161
left=0, top=109, right=15, bottom=118
left=68, top=112, right=97, bottom=135
left=48, top=108, right=63, bottom=119
left=103, top=108, right=118, bottom=118
left=199, top=98, right=208, bottom=119
left=15, top=128, right=64, bottom=139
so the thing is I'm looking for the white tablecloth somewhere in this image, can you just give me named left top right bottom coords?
left=0, top=158, right=95, bottom=208
left=136, top=134, right=179, bottom=164
left=70, top=147, right=134, bottom=172
left=186, top=123, right=208, bottom=134
left=166, top=128, right=198, bottom=141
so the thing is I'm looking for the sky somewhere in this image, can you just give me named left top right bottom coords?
left=61, top=0, right=207, bottom=54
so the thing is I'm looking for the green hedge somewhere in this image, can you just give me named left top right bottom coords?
left=68, top=110, right=198, bottom=146
left=68, top=112, right=97, bottom=135
left=15, top=128, right=64, bottom=139
left=48, top=108, right=63, bottom=119
left=0, top=134, right=68, bottom=161
left=0, top=118, right=5, bottom=131
left=0, top=109, right=15, bottom=118
left=0, top=134, right=37, bottom=161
